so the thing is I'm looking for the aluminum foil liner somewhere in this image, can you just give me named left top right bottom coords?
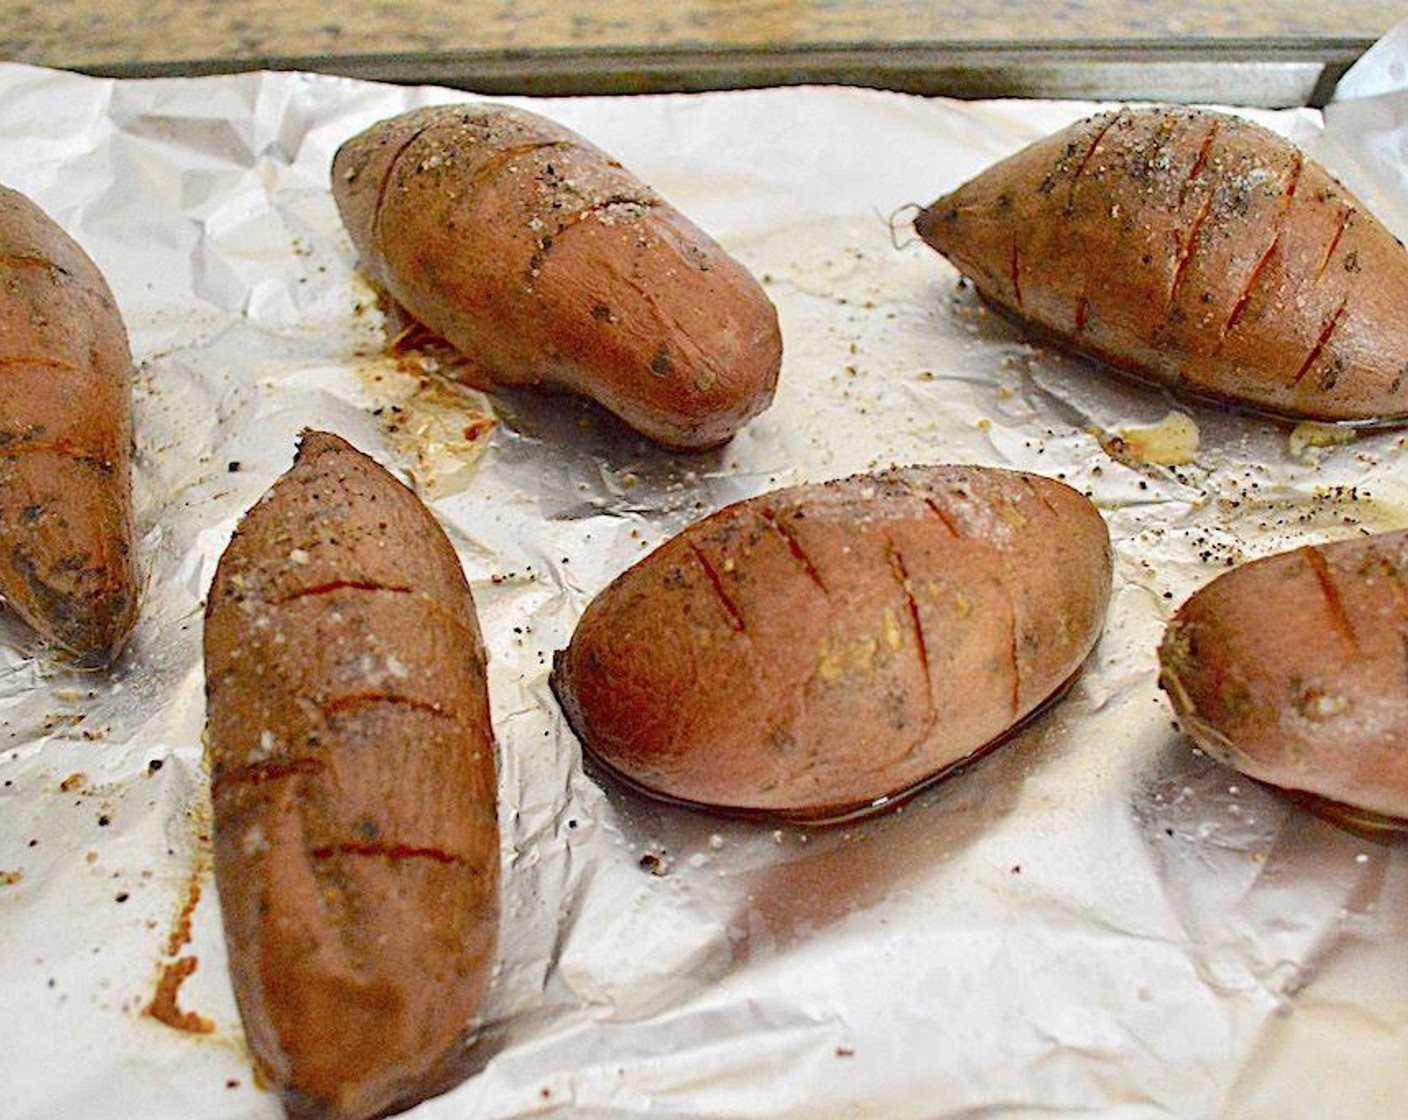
left=2, top=36, right=1408, bottom=1119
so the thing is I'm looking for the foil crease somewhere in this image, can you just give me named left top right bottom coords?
left=1, top=37, right=1407, bottom=1119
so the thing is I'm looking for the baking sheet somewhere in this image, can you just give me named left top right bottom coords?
left=1, top=31, right=1408, bottom=1120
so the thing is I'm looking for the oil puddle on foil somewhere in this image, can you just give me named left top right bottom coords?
left=354, top=305, right=496, bottom=499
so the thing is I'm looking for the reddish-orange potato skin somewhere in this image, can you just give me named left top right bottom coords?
left=1161, top=529, right=1408, bottom=825
left=331, top=103, right=782, bottom=449
left=205, top=432, right=498, bottom=1120
left=551, top=465, right=1112, bottom=821
left=916, top=107, right=1408, bottom=425
left=0, top=184, right=137, bottom=665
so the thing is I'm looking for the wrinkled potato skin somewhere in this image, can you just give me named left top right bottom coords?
left=0, top=184, right=137, bottom=665
left=205, top=432, right=498, bottom=1120
left=332, top=103, right=782, bottom=449
left=916, top=107, right=1408, bottom=425
left=551, top=465, right=1112, bottom=821
left=1160, top=529, right=1408, bottom=824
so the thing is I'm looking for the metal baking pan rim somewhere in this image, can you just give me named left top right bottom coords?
left=70, top=35, right=1377, bottom=109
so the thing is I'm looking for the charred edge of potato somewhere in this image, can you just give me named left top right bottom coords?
left=7, top=551, right=136, bottom=668
left=1276, top=785, right=1408, bottom=837
left=557, top=630, right=1088, bottom=827
left=279, top=1046, right=487, bottom=1120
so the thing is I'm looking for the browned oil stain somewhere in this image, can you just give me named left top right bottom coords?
left=145, top=805, right=215, bottom=1035
left=163, top=859, right=204, bottom=959
left=147, top=956, right=215, bottom=1035
left=351, top=299, right=496, bottom=497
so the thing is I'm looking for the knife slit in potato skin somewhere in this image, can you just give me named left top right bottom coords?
left=0, top=250, right=70, bottom=273
left=367, top=121, right=438, bottom=252
left=1316, top=207, right=1354, bottom=281
left=543, top=193, right=661, bottom=248
left=1072, top=293, right=1091, bottom=336
left=1004, top=595, right=1023, bottom=718
left=308, top=843, right=467, bottom=867
left=1221, top=231, right=1279, bottom=343
left=687, top=539, right=748, bottom=633
left=1008, top=235, right=1024, bottom=310
left=1167, top=188, right=1215, bottom=309
left=921, top=495, right=963, bottom=537
left=1019, top=473, right=1060, bottom=518
left=760, top=508, right=827, bottom=592
left=272, top=579, right=412, bottom=603
left=457, top=139, right=572, bottom=207
left=0, top=439, right=111, bottom=463
left=1234, top=157, right=1297, bottom=333
left=1067, top=111, right=1124, bottom=203
left=1298, top=543, right=1359, bottom=652
left=212, top=757, right=327, bottom=791
left=205, top=430, right=498, bottom=1120
left=0, top=354, right=80, bottom=374
left=1181, top=119, right=1219, bottom=201
left=1292, top=300, right=1349, bottom=389
left=882, top=541, right=937, bottom=734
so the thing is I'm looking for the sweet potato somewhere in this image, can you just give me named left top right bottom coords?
left=1160, top=529, right=1408, bottom=828
left=331, top=102, right=782, bottom=449
left=0, top=183, right=137, bottom=665
left=551, top=465, right=1112, bottom=822
left=204, top=431, right=498, bottom=1120
left=915, top=106, right=1408, bottom=425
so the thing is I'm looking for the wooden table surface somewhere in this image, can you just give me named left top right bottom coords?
left=0, top=1, right=1402, bottom=109
left=3, top=1, right=1402, bottom=70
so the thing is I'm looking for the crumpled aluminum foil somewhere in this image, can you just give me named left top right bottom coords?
left=2, top=32, right=1408, bottom=1119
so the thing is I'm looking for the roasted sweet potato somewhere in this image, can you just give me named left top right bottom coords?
left=1160, top=529, right=1408, bottom=828
left=331, top=102, right=782, bottom=449
left=551, top=465, right=1112, bottom=822
left=204, top=431, right=498, bottom=1120
left=0, top=183, right=137, bottom=665
left=915, top=106, right=1408, bottom=425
